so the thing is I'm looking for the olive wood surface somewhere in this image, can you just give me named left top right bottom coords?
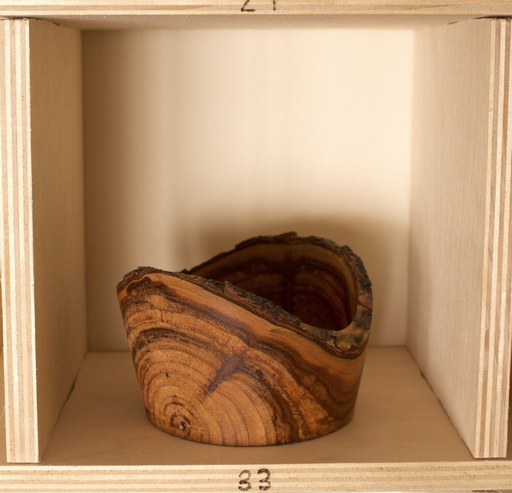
left=117, top=233, right=372, bottom=446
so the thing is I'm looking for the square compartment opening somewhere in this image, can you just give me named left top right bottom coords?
left=2, top=15, right=511, bottom=469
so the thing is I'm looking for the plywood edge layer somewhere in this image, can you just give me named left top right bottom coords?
left=476, top=18, right=512, bottom=459
left=0, top=19, right=39, bottom=463
left=0, top=1, right=511, bottom=17
left=0, top=462, right=510, bottom=491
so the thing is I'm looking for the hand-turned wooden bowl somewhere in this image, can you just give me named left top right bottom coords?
left=117, top=232, right=372, bottom=446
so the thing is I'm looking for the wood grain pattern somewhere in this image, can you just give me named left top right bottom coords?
left=117, top=233, right=372, bottom=446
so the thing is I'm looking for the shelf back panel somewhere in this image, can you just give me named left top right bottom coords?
left=409, top=18, right=512, bottom=458
left=83, top=27, right=413, bottom=351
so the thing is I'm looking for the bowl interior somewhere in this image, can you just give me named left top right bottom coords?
left=189, top=242, right=356, bottom=332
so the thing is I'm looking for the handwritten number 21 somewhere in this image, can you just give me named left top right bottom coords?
left=241, top=0, right=276, bottom=12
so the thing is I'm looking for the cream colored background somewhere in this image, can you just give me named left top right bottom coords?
left=83, top=28, right=413, bottom=351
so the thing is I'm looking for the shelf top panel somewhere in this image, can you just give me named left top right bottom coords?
left=0, top=0, right=511, bottom=14
left=0, top=1, right=511, bottom=29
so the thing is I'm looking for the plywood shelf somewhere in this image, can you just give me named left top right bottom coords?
left=43, top=348, right=472, bottom=465
left=0, top=462, right=512, bottom=492
left=0, top=349, right=507, bottom=491
left=1, top=0, right=510, bottom=29
left=1, top=0, right=512, bottom=18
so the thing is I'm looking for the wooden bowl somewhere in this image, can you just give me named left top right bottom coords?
left=117, top=232, right=372, bottom=446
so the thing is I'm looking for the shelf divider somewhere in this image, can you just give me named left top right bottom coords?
left=409, top=18, right=512, bottom=458
left=0, top=19, right=86, bottom=463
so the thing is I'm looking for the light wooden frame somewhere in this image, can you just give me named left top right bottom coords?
left=409, top=17, right=512, bottom=459
left=1, top=1, right=512, bottom=491
left=0, top=0, right=512, bottom=16
left=1, top=19, right=85, bottom=463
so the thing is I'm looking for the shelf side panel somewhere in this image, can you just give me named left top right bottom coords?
left=29, top=20, right=87, bottom=462
left=478, top=18, right=512, bottom=459
left=0, top=19, right=39, bottom=463
left=409, top=18, right=512, bottom=458
left=0, top=19, right=86, bottom=462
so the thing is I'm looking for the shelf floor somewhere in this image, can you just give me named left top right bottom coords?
left=42, top=347, right=472, bottom=465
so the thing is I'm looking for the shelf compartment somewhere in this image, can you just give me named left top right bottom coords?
left=1, top=10, right=512, bottom=470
